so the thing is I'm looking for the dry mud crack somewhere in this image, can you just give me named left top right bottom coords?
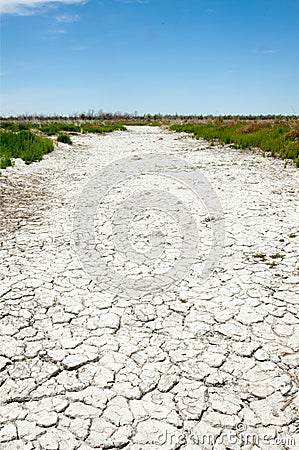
left=0, top=126, right=299, bottom=449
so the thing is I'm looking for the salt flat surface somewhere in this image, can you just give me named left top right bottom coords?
left=0, top=126, right=299, bottom=449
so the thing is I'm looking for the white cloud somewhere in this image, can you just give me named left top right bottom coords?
left=0, top=1, right=85, bottom=15
left=48, top=27, right=67, bottom=33
left=71, top=44, right=87, bottom=52
left=56, top=12, right=79, bottom=22
left=114, top=0, right=149, bottom=4
left=260, top=49, right=278, bottom=55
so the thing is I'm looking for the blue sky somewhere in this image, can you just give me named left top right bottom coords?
left=1, top=0, right=299, bottom=116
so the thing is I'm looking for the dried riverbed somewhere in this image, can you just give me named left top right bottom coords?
left=0, top=126, right=299, bottom=449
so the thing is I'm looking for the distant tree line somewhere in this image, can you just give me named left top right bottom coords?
left=1, top=111, right=298, bottom=123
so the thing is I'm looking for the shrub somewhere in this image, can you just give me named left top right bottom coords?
left=0, top=130, right=54, bottom=168
left=57, top=133, right=72, bottom=144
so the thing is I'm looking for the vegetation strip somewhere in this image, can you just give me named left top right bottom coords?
left=0, top=131, right=54, bottom=169
left=0, top=122, right=127, bottom=169
left=170, top=121, right=299, bottom=167
left=2, top=117, right=299, bottom=169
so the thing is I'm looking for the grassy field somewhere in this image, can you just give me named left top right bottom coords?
left=170, top=120, right=299, bottom=167
left=0, top=121, right=127, bottom=169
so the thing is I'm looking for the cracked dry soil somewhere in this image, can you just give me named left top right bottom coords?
left=0, top=126, right=299, bottom=449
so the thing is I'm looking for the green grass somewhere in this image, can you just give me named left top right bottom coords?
left=0, top=121, right=127, bottom=135
left=0, top=121, right=81, bottom=134
left=40, top=123, right=81, bottom=135
left=81, top=123, right=127, bottom=133
left=0, top=131, right=54, bottom=169
left=0, top=121, right=127, bottom=170
left=0, top=122, right=33, bottom=132
left=57, top=133, right=72, bottom=144
left=170, top=121, right=299, bottom=167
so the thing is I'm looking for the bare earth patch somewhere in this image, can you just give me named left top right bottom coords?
left=0, top=174, right=50, bottom=238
